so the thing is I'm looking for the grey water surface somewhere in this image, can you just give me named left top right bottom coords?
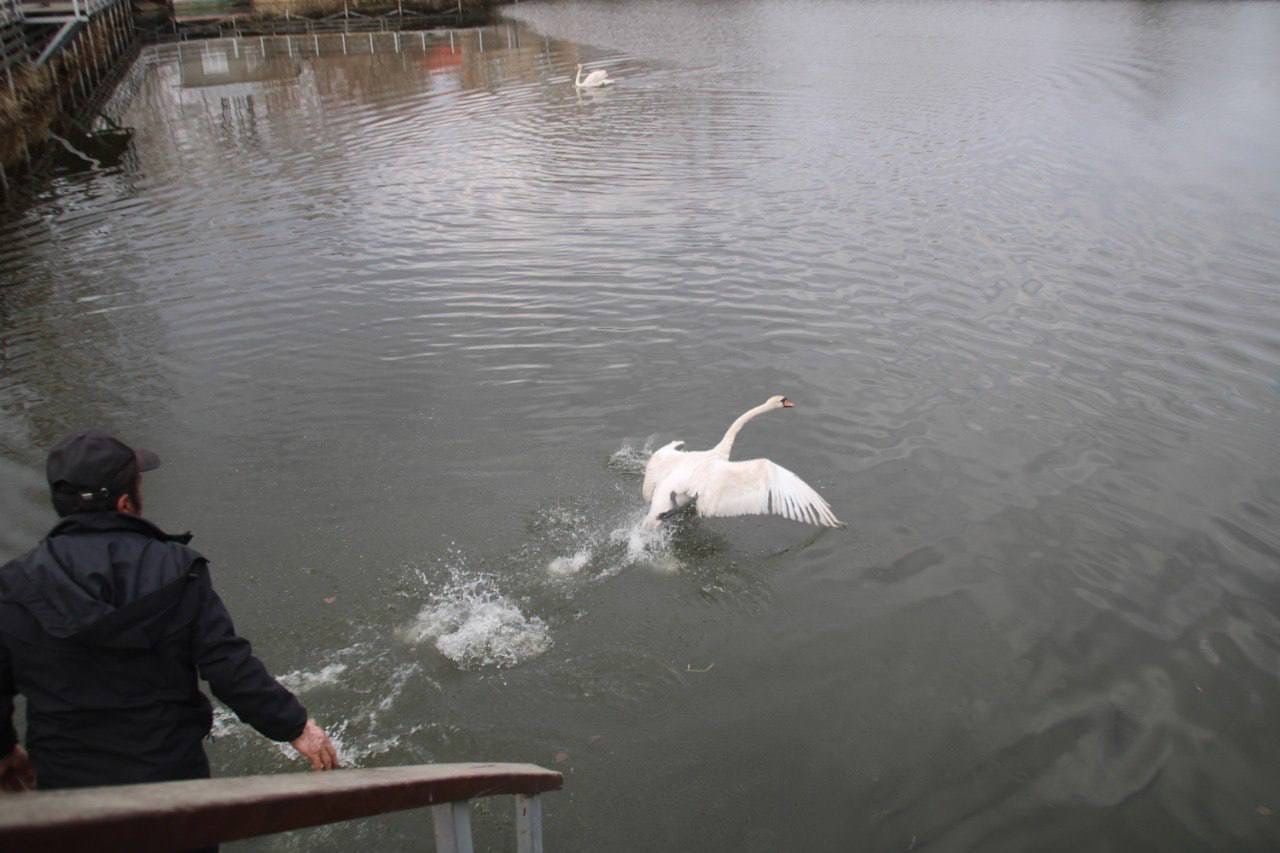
left=2, top=0, right=1280, bottom=849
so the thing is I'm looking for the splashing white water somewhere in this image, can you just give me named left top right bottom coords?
left=609, top=512, right=682, bottom=574
left=403, top=570, right=552, bottom=669
left=209, top=643, right=428, bottom=768
left=541, top=440, right=686, bottom=579
left=269, top=660, right=426, bottom=767
left=548, top=548, right=594, bottom=576
left=607, top=436, right=660, bottom=475
left=276, top=662, right=349, bottom=694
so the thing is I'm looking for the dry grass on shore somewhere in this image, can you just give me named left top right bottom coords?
left=0, top=66, right=57, bottom=168
left=0, top=28, right=104, bottom=170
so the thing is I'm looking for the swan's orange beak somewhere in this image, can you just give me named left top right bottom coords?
left=781, top=398, right=794, bottom=408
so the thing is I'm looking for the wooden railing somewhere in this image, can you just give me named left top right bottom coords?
left=0, top=762, right=562, bottom=852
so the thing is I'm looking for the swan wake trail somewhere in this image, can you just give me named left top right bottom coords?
left=209, top=641, right=430, bottom=768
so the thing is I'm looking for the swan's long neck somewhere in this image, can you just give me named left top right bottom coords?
left=575, top=67, right=583, bottom=86
left=711, top=402, right=772, bottom=457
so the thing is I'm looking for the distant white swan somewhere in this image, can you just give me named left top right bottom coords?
left=641, top=396, right=843, bottom=529
left=575, top=63, right=613, bottom=88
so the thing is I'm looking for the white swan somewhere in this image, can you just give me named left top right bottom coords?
left=641, top=396, right=843, bottom=529
left=575, top=63, right=613, bottom=88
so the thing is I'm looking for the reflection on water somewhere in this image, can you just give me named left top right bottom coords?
left=3, top=1, right=1280, bottom=849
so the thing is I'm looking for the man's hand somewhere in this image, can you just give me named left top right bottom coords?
left=0, top=745, right=35, bottom=792
left=290, top=719, right=339, bottom=771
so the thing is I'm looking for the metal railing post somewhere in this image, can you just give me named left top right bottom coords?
left=515, top=794, right=544, bottom=853
left=431, top=801, right=474, bottom=853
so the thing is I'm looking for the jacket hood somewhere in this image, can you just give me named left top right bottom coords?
left=0, top=512, right=203, bottom=649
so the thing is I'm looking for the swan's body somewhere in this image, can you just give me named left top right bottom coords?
left=641, top=396, right=842, bottom=529
left=575, top=63, right=613, bottom=88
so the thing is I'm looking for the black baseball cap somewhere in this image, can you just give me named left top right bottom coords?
left=46, top=429, right=161, bottom=503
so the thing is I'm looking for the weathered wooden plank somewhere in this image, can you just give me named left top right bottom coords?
left=0, top=763, right=563, bottom=852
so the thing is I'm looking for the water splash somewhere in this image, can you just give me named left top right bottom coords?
left=608, top=511, right=682, bottom=574
left=403, top=568, right=552, bottom=669
left=281, top=660, right=427, bottom=767
left=277, top=662, right=349, bottom=694
left=535, top=504, right=681, bottom=579
left=208, top=642, right=429, bottom=768
left=607, top=436, right=660, bottom=475
left=548, top=548, right=594, bottom=576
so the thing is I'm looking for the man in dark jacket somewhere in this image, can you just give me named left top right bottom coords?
left=0, top=429, right=337, bottom=791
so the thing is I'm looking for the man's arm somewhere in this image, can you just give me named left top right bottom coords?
left=0, top=639, right=35, bottom=791
left=0, top=639, right=16, bottom=760
left=191, top=566, right=337, bottom=768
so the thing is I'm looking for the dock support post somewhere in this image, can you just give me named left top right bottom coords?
left=86, top=20, right=99, bottom=86
left=431, top=802, right=474, bottom=853
left=50, top=62, right=63, bottom=114
left=107, top=6, right=117, bottom=56
left=73, top=41, right=89, bottom=102
left=515, top=795, right=544, bottom=853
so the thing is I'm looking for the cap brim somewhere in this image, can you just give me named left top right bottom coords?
left=135, top=448, right=161, bottom=472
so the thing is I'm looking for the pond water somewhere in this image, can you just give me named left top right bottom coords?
left=2, top=0, right=1280, bottom=848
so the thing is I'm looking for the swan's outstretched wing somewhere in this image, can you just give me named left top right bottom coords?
left=642, top=441, right=686, bottom=501
left=693, top=458, right=843, bottom=527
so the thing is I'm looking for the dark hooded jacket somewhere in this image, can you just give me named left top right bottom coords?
left=0, top=512, right=307, bottom=789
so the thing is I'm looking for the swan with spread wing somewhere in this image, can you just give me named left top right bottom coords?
left=641, top=396, right=843, bottom=529
left=575, top=64, right=613, bottom=88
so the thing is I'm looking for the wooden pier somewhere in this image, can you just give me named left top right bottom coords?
left=0, top=0, right=136, bottom=196
left=0, top=0, right=493, bottom=197
left=22, top=0, right=122, bottom=24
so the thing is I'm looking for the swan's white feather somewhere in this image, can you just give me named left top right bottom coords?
left=583, top=69, right=611, bottom=86
left=692, top=458, right=843, bottom=527
left=642, top=440, right=686, bottom=501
